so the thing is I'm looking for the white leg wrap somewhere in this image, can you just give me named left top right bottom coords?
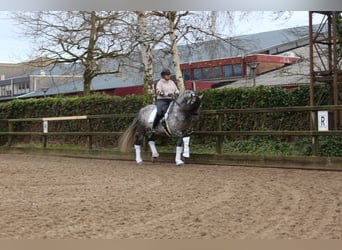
left=175, top=146, right=184, bottom=166
left=148, top=141, right=159, bottom=158
left=182, top=136, right=190, bottom=158
left=134, top=145, right=143, bottom=164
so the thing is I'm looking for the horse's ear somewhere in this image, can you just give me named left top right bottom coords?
left=198, top=94, right=203, bottom=99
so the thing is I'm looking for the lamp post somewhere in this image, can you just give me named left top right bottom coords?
left=247, top=62, right=259, bottom=87
left=41, top=88, right=49, bottom=98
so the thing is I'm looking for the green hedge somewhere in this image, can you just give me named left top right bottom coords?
left=194, top=84, right=329, bottom=134
left=1, top=84, right=340, bottom=157
left=0, top=85, right=329, bottom=121
left=0, top=94, right=144, bottom=119
left=0, top=94, right=145, bottom=146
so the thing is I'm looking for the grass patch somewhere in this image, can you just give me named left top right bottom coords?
left=4, top=135, right=342, bottom=157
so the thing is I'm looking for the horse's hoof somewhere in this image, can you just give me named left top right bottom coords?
left=136, top=160, right=143, bottom=165
left=182, top=153, right=190, bottom=158
left=176, top=160, right=184, bottom=166
left=152, top=153, right=159, bottom=158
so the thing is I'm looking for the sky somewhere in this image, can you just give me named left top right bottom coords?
left=0, top=11, right=322, bottom=63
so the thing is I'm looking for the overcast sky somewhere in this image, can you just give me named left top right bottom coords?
left=0, top=11, right=322, bottom=63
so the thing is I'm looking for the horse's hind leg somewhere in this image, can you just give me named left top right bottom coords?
left=134, top=145, right=143, bottom=164
left=134, top=127, right=146, bottom=164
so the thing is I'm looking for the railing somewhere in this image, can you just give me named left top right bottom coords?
left=198, top=105, right=342, bottom=156
left=1, top=114, right=135, bottom=149
left=1, top=105, right=342, bottom=156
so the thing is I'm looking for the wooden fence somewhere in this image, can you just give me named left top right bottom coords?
left=198, top=105, right=342, bottom=156
left=1, top=105, right=342, bottom=157
left=0, top=114, right=134, bottom=149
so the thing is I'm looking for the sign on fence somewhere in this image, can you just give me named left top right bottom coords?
left=317, top=111, right=329, bottom=131
left=43, top=121, right=48, bottom=133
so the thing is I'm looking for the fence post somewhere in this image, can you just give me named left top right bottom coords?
left=87, top=119, right=93, bottom=150
left=216, top=114, right=223, bottom=154
left=311, top=111, right=319, bottom=156
left=7, top=120, right=13, bottom=146
left=42, top=135, right=47, bottom=148
left=42, top=120, right=48, bottom=148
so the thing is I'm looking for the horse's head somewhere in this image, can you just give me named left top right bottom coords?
left=175, top=89, right=202, bottom=113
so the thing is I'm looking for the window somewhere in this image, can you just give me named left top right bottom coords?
left=212, top=66, right=221, bottom=78
left=193, top=68, right=201, bottom=80
left=14, top=82, right=30, bottom=95
left=183, top=69, right=190, bottom=81
left=223, top=65, right=233, bottom=77
left=202, top=67, right=210, bottom=79
left=233, top=64, right=242, bottom=76
left=1, top=85, right=11, bottom=96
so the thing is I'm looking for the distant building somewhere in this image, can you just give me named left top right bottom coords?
left=0, top=25, right=323, bottom=102
left=225, top=46, right=312, bottom=88
left=180, top=53, right=301, bottom=90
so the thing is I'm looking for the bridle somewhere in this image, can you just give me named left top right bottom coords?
left=174, top=91, right=197, bottom=108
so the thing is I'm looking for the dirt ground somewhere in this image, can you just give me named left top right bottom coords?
left=1, top=153, right=342, bottom=239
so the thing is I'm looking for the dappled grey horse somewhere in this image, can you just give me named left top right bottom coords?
left=118, top=89, right=202, bottom=165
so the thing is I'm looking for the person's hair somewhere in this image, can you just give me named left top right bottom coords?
left=161, top=68, right=171, bottom=76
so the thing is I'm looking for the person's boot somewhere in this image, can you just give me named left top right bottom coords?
left=151, top=120, right=157, bottom=133
left=151, top=115, right=160, bottom=133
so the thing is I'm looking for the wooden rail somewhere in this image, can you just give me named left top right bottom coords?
left=3, top=114, right=135, bottom=149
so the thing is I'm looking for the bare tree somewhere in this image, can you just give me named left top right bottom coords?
left=12, top=11, right=294, bottom=98
left=153, top=11, right=294, bottom=91
left=135, top=11, right=156, bottom=103
left=132, top=11, right=187, bottom=98
left=12, top=11, right=138, bottom=95
left=148, top=11, right=239, bottom=92
left=151, top=11, right=193, bottom=92
left=337, top=12, right=342, bottom=67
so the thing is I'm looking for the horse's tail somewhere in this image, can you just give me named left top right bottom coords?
left=118, top=117, right=139, bottom=154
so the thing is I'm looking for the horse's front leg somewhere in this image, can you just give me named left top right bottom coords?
left=182, top=136, right=190, bottom=158
left=175, top=137, right=184, bottom=166
left=148, top=141, right=159, bottom=158
left=147, top=133, right=159, bottom=159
